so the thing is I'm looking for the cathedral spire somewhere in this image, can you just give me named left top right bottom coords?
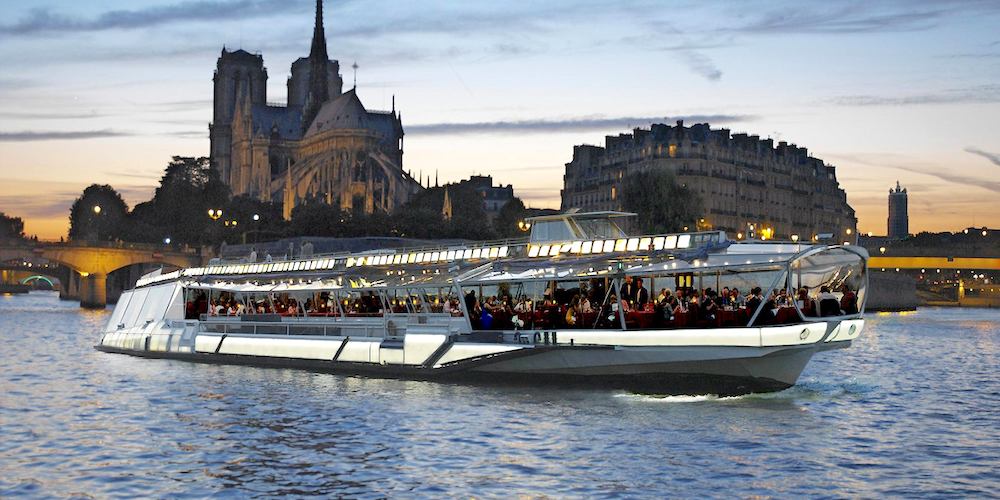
left=309, top=0, right=328, bottom=63
left=303, top=0, right=330, bottom=132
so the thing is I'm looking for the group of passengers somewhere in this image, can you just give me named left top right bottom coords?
left=204, top=296, right=305, bottom=316
left=462, top=276, right=859, bottom=330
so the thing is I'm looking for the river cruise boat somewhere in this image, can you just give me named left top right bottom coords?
left=98, top=211, right=868, bottom=395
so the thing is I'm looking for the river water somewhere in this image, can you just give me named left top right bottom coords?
left=1, top=291, right=998, bottom=499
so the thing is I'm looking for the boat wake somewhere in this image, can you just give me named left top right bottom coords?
left=618, top=376, right=877, bottom=404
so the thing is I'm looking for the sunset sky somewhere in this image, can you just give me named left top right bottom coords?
left=1, top=0, right=998, bottom=240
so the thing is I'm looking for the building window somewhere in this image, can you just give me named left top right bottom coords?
left=669, top=145, right=677, bottom=158
left=611, top=187, right=616, bottom=200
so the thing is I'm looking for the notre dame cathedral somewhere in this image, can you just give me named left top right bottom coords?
left=209, top=0, right=423, bottom=219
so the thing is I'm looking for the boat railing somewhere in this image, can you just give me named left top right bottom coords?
left=204, top=236, right=532, bottom=267
left=198, top=314, right=453, bottom=338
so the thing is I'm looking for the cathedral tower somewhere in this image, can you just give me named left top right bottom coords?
left=209, top=49, right=267, bottom=186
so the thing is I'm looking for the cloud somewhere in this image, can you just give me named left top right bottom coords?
left=0, top=111, right=114, bottom=120
left=965, top=147, right=1000, bottom=167
left=721, top=1, right=1000, bottom=37
left=676, top=50, right=722, bottom=81
left=734, top=8, right=943, bottom=34
left=832, top=152, right=1000, bottom=195
left=0, top=130, right=132, bottom=142
left=407, top=114, right=757, bottom=135
left=0, top=78, right=38, bottom=90
left=159, top=131, right=208, bottom=139
left=828, top=85, right=1000, bottom=106
left=0, top=0, right=305, bottom=36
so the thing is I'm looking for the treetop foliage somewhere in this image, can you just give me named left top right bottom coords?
left=66, top=155, right=530, bottom=246
left=621, top=169, right=704, bottom=234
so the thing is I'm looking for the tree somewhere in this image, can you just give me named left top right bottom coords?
left=225, top=195, right=285, bottom=244
left=68, top=184, right=130, bottom=242
left=0, top=212, right=25, bottom=242
left=288, top=199, right=347, bottom=238
left=493, top=197, right=527, bottom=238
left=621, top=169, right=703, bottom=234
left=132, top=156, right=230, bottom=246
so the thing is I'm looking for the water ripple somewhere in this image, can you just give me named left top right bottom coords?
left=2, top=292, right=999, bottom=499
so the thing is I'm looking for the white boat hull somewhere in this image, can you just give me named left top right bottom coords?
left=97, top=311, right=862, bottom=395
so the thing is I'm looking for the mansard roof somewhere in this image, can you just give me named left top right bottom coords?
left=251, top=104, right=303, bottom=140
left=303, top=89, right=378, bottom=138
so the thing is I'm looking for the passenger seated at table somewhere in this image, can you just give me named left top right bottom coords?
left=565, top=296, right=579, bottom=326
left=731, top=288, right=747, bottom=309
left=513, top=296, right=531, bottom=314
left=840, top=285, right=859, bottom=314
left=777, top=288, right=793, bottom=308
left=702, top=290, right=719, bottom=322
left=661, top=295, right=677, bottom=322
left=796, top=288, right=816, bottom=316
left=720, top=287, right=732, bottom=308
left=673, top=290, right=688, bottom=313
left=745, top=287, right=764, bottom=324
left=817, top=286, right=840, bottom=316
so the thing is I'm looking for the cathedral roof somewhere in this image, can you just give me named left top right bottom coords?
left=251, top=104, right=303, bottom=140
left=304, top=89, right=378, bottom=138
left=367, top=112, right=403, bottom=146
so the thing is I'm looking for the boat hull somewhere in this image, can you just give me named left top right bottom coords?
left=95, top=330, right=853, bottom=396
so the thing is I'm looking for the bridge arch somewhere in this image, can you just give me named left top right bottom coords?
left=21, top=275, right=55, bottom=286
left=0, top=244, right=204, bottom=308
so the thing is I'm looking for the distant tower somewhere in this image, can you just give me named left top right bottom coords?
left=442, top=188, right=453, bottom=221
left=209, top=48, right=267, bottom=186
left=888, top=181, right=908, bottom=238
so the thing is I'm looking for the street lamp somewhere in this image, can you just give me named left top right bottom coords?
left=879, top=246, right=886, bottom=254
left=253, top=213, right=260, bottom=221
left=208, top=208, right=222, bottom=220
left=93, top=205, right=101, bottom=214
left=164, top=237, right=171, bottom=244
left=518, top=221, right=531, bottom=232
left=791, top=234, right=799, bottom=242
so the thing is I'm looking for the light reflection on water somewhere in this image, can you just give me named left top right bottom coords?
left=1, top=291, right=998, bottom=499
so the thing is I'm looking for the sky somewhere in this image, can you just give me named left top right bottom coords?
left=1, top=0, right=998, bottom=240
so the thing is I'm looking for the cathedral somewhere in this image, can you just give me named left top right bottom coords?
left=209, top=0, right=423, bottom=219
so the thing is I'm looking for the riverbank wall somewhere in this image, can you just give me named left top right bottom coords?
left=867, top=273, right=918, bottom=311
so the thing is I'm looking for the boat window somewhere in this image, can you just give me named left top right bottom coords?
left=611, top=267, right=796, bottom=329
left=790, top=247, right=866, bottom=318
left=339, top=289, right=384, bottom=316
left=573, top=218, right=625, bottom=240
left=530, top=220, right=574, bottom=242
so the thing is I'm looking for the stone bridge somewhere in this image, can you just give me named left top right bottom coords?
left=0, top=243, right=205, bottom=308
